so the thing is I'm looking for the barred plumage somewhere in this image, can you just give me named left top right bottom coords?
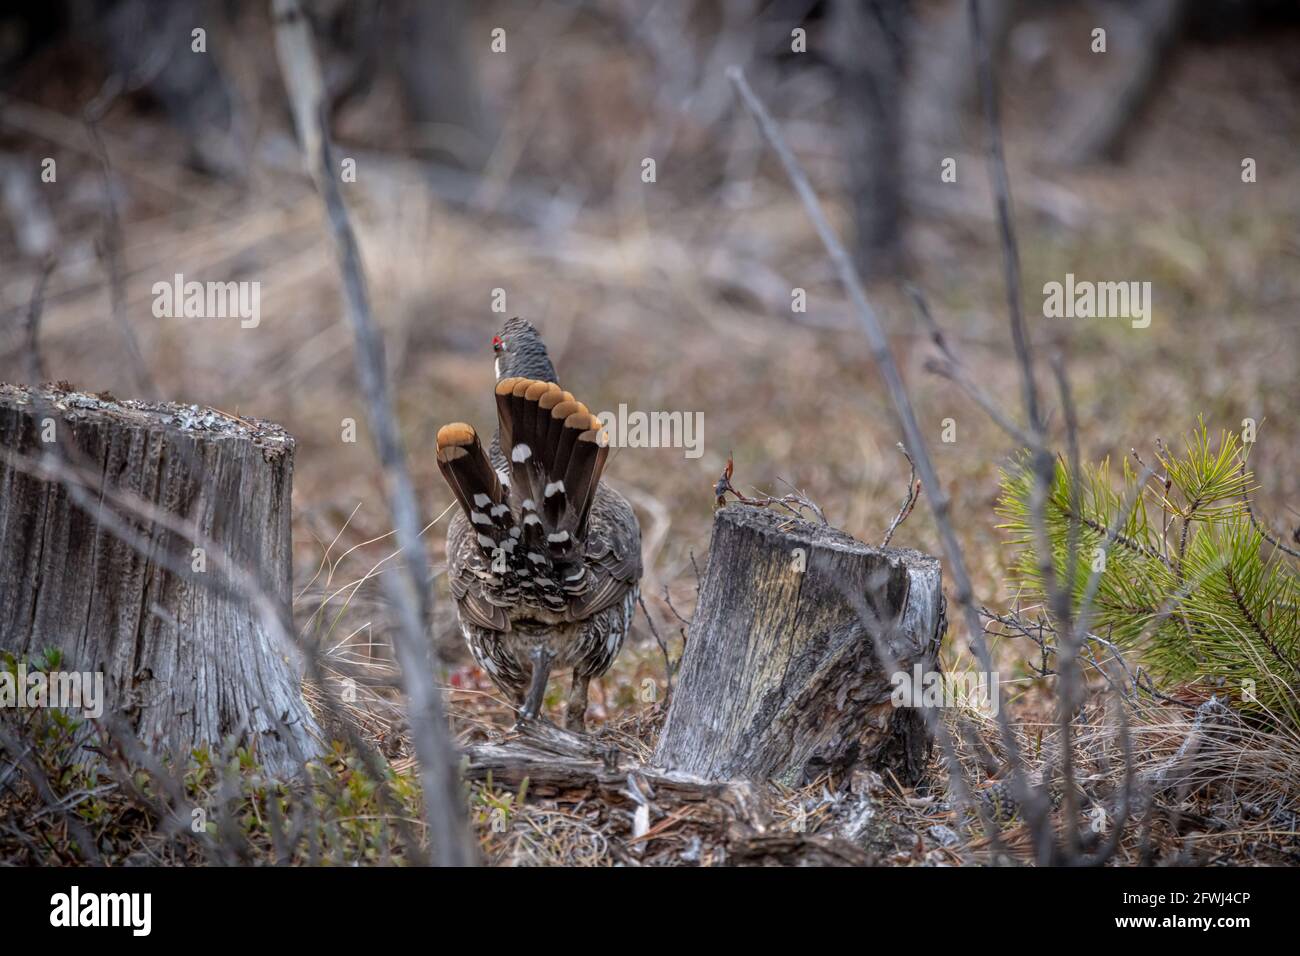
left=438, top=317, right=642, bottom=730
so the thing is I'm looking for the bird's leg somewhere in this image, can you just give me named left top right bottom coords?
left=517, top=646, right=554, bottom=723
left=564, top=673, right=590, bottom=732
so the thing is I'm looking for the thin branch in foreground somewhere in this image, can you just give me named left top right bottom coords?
left=969, top=0, right=1040, bottom=437
left=272, top=0, right=474, bottom=867
left=1048, top=350, right=1084, bottom=860
left=904, top=284, right=1036, bottom=450
left=0, top=724, right=102, bottom=865
left=969, top=0, right=1075, bottom=863
left=727, top=64, right=1029, bottom=846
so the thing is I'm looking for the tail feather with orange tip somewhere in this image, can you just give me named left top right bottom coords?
left=437, top=378, right=610, bottom=562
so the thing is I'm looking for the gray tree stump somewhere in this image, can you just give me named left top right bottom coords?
left=654, top=505, right=944, bottom=787
left=0, top=384, right=321, bottom=776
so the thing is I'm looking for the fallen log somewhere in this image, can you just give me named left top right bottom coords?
left=0, top=383, right=321, bottom=777
left=461, top=720, right=874, bottom=865
left=653, top=504, right=945, bottom=786
left=464, top=722, right=770, bottom=830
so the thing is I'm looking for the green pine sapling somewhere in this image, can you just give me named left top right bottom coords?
left=998, top=421, right=1300, bottom=727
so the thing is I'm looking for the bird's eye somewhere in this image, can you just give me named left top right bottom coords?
left=492, top=335, right=504, bottom=353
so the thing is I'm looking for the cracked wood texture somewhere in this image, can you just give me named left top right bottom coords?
left=0, top=384, right=321, bottom=776
left=654, top=504, right=944, bottom=787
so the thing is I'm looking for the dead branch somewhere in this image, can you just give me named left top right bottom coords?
left=881, top=442, right=921, bottom=547
left=905, top=284, right=1035, bottom=450
left=712, top=454, right=828, bottom=524
left=271, top=0, right=474, bottom=866
left=637, top=594, right=676, bottom=699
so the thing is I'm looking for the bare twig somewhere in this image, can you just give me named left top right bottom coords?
left=881, top=442, right=921, bottom=547
left=969, top=0, right=1040, bottom=437
left=661, top=588, right=691, bottom=628
left=271, top=0, right=474, bottom=866
left=0, top=724, right=103, bottom=864
left=1048, top=352, right=1084, bottom=859
left=713, top=455, right=828, bottom=524
left=969, top=0, right=1077, bottom=862
left=638, top=594, right=676, bottom=699
left=905, top=284, right=1035, bottom=450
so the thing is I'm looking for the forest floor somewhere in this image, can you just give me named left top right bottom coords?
left=1, top=6, right=1298, bottom=864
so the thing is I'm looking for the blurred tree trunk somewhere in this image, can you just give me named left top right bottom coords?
left=98, top=0, right=244, bottom=177
left=921, top=0, right=1020, bottom=145
left=1061, top=0, right=1189, bottom=164
left=389, top=0, right=495, bottom=171
left=833, top=0, right=911, bottom=281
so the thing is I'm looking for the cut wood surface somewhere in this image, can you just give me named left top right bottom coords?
left=654, top=504, right=945, bottom=786
left=0, top=383, right=321, bottom=776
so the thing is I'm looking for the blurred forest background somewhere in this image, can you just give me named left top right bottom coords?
left=1, top=0, right=1298, bottom=842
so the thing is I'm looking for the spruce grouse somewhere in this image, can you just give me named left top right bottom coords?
left=436, top=317, right=642, bottom=731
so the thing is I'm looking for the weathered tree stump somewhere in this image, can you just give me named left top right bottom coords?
left=0, top=384, right=321, bottom=776
left=653, top=504, right=944, bottom=787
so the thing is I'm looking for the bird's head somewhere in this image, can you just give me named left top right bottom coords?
left=493, top=317, right=557, bottom=383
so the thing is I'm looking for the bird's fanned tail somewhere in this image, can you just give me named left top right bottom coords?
left=493, top=376, right=610, bottom=559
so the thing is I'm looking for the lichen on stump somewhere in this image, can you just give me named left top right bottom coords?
left=654, top=504, right=945, bottom=787
left=0, top=383, right=321, bottom=777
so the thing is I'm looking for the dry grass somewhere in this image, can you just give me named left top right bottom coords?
left=1, top=3, right=1298, bottom=865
